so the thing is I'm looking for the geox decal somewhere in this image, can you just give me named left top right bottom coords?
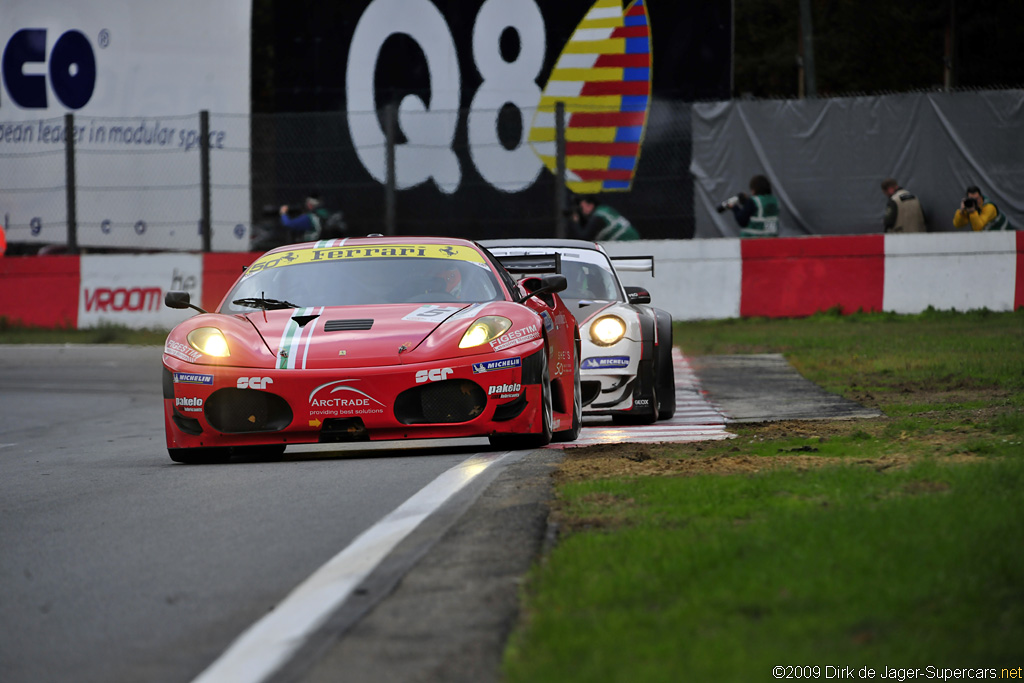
left=472, top=357, right=522, bottom=373
left=173, top=373, right=213, bottom=385
left=582, top=356, right=630, bottom=369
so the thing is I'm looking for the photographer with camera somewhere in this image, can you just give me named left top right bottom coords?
left=953, top=185, right=1011, bottom=231
left=717, top=174, right=780, bottom=238
left=881, top=178, right=926, bottom=233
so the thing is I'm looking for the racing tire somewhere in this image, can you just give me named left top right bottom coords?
left=489, top=350, right=553, bottom=450
left=612, top=359, right=658, bottom=426
left=655, top=313, right=677, bottom=421
left=553, top=346, right=582, bottom=443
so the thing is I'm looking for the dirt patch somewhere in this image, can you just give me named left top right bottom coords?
left=554, top=418, right=991, bottom=484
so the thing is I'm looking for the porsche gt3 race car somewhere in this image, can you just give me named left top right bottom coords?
left=161, top=237, right=582, bottom=463
left=482, top=239, right=675, bottom=425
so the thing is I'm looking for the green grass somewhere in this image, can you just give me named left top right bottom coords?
left=504, top=309, right=1024, bottom=682
left=0, top=318, right=167, bottom=345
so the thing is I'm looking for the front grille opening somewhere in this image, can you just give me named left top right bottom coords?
left=205, top=388, right=293, bottom=433
left=319, top=417, right=369, bottom=443
left=324, top=319, right=374, bottom=331
left=394, top=379, right=487, bottom=425
left=172, top=409, right=203, bottom=435
left=580, top=380, right=601, bottom=406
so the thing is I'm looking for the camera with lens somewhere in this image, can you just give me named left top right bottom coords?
left=715, top=195, right=741, bottom=213
left=963, top=196, right=977, bottom=210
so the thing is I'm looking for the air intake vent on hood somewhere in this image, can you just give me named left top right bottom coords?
left=324, top=319, right=374, bottom=331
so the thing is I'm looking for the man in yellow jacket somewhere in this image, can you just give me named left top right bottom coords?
left=953, top=185, right=1012, bottom=231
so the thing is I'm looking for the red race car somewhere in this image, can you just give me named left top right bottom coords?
left=161, top=236, right=582, bottom=463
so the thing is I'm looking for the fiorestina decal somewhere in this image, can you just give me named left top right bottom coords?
left=345, top=0, right=651, bottom=195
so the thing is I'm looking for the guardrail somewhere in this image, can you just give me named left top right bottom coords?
left=1, top=233, right=1021, bottom=330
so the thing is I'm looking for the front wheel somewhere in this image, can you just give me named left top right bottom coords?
left=553, top=346, right=582, bottom=443
left=655, top=312, right=677, bottom=421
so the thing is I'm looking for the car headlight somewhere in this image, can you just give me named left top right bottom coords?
left=459, top=316, right=512, bottom=349
left=186, top=327, right=231, bottom=357
left=590, top=315, right=626, bottom=346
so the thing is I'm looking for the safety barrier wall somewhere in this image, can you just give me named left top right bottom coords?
left=0, top=233, right=1020, bottom=330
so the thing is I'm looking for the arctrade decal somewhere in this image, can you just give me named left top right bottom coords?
left=582, top=356, right=630, bottom=369
left=165, top=340, right=201, bottom=363
left=489, top=324, right=540, bottom=351
left=173, top=372, right=213, bottom=385
left=308, top=379, right=386, bottom=417
left=472, top=357, right=521, bottom=373
left=488, top=383, right=522, bottom=399
left=245, top=244, right=486, bottom=276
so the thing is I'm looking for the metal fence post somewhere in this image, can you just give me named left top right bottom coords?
left=65, top=113, right=79, bottom=254
left=555, top=102, right=567, bottom=239
left=384, top=104, right=396, bottom=236
left=200, top=110, right=212, bottom=252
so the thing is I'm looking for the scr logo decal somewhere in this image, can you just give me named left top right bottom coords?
left=237, top=377, right=273, bottom=390
left=416, top=367, right=453, bottom=383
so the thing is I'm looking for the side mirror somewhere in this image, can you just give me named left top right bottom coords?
left=625, top=286, right=651, bottom=305
left=521, top=274, right=567, bottom=306
left=165, top=291, right=207, bottom=314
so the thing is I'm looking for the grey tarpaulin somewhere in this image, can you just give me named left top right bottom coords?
left=691, top=89, right=1024, bottom=238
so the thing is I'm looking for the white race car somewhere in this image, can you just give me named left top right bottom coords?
left=482, top=239, right=675, bottom=424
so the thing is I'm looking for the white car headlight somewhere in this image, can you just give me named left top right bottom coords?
left=186, top=327, right=230, bottom=357
left=590, top=315, right=626, bottom=346
left=459, top=316, right=512, bottom=349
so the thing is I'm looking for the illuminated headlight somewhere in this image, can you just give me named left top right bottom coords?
left=186, top=327, right=230, bottom=357
left=590, top=315, right=626, bottom=346
left=459, top=316, right=512, bottom=349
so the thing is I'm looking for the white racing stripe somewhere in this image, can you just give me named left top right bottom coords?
left=192, top=451, right=513, bottom=683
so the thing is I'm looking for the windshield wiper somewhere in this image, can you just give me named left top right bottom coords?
left=232, top=296, right=299, bottom=311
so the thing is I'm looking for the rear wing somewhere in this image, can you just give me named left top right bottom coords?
left=610, top=255, right=655, bottom=276
left=494, top=253, right=562, bottom=276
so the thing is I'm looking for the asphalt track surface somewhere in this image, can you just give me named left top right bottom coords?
left=0, top=345, right=877, bottom=683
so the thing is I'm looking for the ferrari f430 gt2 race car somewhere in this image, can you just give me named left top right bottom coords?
left=483, top=239, right=675, bottom=425
left=161, top=237, right=582, bottom=463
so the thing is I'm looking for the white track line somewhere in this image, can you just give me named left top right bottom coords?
left=550, top=349, right=734, bottom=448
left=192, top=451, right=514, bottom=683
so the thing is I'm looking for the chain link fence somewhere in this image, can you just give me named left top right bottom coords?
left=1, top=99, right=695, bottom=254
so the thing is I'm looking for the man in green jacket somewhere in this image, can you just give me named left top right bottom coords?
left=575, top=195, right=640, bottom=241
left=726, top=174, right=780, bottom=238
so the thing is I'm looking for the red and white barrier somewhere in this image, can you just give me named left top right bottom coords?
left=0, top=233, right=1021, bottom=329
left=607, top=232, right=1023, bottom=320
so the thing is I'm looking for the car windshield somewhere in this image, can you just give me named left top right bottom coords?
left=491, top=247, right=623, bottom=302
left=221, top=251, right=505, bottom=313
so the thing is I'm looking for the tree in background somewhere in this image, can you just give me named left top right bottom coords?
left=733, top=0, right=1024, bottom=98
